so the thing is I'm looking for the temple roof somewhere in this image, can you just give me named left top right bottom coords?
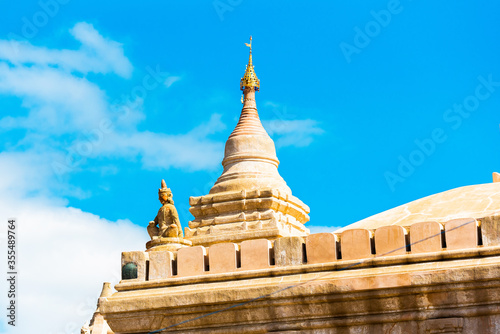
left=337, top=181, right=500, bottom=232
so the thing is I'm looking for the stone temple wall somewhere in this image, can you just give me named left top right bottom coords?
left=120, top=216, right=498, bottom=283
left=100, top=215, right=500, bottom=333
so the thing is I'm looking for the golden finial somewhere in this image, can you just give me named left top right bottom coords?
left=245, top=36, right=252, bottom=53
left=240, top=36, right=260, bottom=92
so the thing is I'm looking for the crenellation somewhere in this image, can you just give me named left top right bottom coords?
left=148, top=251, right=175, bottom=280
left=121, top=251, right=148, bottom=282
left=274, top=236, right=304, bottom=266
left=374, top=225, right=407, bottom=257
left=305, top=232, right=337, bottom=264
left=410, top=221, right=443, bottom=254
left=481, top=216, right=500, bottom=246
left=208, top=243, right=239, bottom=274
left=240, top=239, right=273, bottom=270
left=177, top=246, right=207, bottom=277
left=121, top=216, right=492, bottom=283
left=341, top=229, right=374, bottom=261
left=444, top=218, right=478, bottom=250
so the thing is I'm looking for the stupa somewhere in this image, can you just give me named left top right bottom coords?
left=186, top=36, right=310, bottom=246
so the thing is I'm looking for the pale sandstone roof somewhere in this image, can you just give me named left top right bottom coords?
left=336, top=182, right=500, bottom=232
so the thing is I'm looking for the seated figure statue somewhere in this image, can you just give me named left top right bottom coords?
left=147, top=179, right=183, bottom=239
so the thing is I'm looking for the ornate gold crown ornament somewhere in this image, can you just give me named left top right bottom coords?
left=240, top=36, right=260, bottom=92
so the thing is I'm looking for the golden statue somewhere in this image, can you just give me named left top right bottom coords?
left=147, top=179, right=183, bottom=239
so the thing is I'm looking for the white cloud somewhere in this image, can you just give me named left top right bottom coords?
left=0, top=193, right=146, bottom=334
left=0, top=22, right=132, bottom=78
left=87, top=113, right=226, bottom=172
left=0, top=22, right=226, bottom=178
left=0, top=63, right=108, bottom=133
left=263, top=119, right=324, bottom=148
left=164, top=75, right=182, bottom=88
left=0, top=149, right=146, bottom=334
left=261, top=101, right=324, bottom=148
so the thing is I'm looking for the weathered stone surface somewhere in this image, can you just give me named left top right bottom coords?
left=177, top=246, right=207, bottom=277
left=305, top=233, right=337, bottom=264
left=208, top=243, right=239, bottom=274
left=410, top=221, right=443, bottom=254
left=84, top=311, right=113, bottom=334
left=102, top=255, right=500, bottom=334
left=482, top=216, right=500, bottom=246
left=423, top=318, right=463, bottom=333
left=240, top=239, right=272, bottom=270
left=444, top=218, right=478, bottom=250
left=341, top=229, right=373, bottom=261
left=149, top=251, right=174, bottom=280
left=337, top=182, right=500, bottom=231
left=374, top=225, right=407, bottom=256
left=81, top=282, right=115, bottom=334
left=186, top=189, right=310, bottom=246
left=121, top=251, right=148, bottom=282
left=274, top=236, right=304, bottom=266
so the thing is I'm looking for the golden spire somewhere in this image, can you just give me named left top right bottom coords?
left=240, top=36, right=260, bottom=92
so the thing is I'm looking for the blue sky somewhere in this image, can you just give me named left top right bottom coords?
left=0, top=0, right=499, bottom=332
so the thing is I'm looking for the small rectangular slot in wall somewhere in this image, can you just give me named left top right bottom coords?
left=236, top=249, right=241, bottom=268
left=405, top=233, right=411, bottom=252
left=478, top=223, right=483, bottom=246
left=302, top=243, right=307, bottom=263
left=336, top=238, right=342, bottom=260
left=205, top=254, right=209, bottom=272
left=269, top=246, right=275, bottom=266
left=145, top=260, right=150, bottom=281
left=172, top=258, right=178, bottom=276
left=441, top=229, right=447, bottom=248
left=370, top=236, right=376, bottom=255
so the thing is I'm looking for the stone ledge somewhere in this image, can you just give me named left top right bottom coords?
left=145, top=237, right=192, bottom=252
left=186, top=228, right=305, bottom=246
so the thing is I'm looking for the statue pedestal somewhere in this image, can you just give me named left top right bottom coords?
left=146, top=237, right=192, bottom=252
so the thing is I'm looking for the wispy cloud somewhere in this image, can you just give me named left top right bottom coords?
left=0, top=63, right=108, bottom=133
left=164, top=75, right=182, bottom=88
left=0, top=22, right=225, bottom=180
left=0, top=22, right=132, bottom=78
left=91, top=114, right=225, bottom=171
left=263, top=119, right=324, bottom=148
left=261, top=101, right=324, bottom=148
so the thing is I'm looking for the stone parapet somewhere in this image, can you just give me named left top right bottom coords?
left=118, top=216, right=493, bottom=284
left=106, top=216, right=500, bottom=333
left=105, top=250, right=500, bottom=333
